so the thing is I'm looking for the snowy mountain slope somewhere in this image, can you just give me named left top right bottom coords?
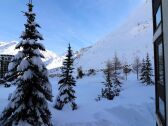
left=0, top=41, right=63, bottom=69
left=75, top=0, right=153, bottom=70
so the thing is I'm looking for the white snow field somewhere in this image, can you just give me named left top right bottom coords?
left=0, top=72, right=155, bottom=126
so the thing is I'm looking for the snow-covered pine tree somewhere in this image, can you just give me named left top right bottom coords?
left=101, top=61, right=115, bottom=100
left=140, top=58, right=146, bottom=81
left=112, top=73, right=121, bottom=96
left=140, top=54, right=154, bottom=85
left=112, top=54, right=122, bottom=96
left=145, top=54, right=154, bottom=85
left=0, top=2, right=53, bottom=126
left=54, top=44, right=77, bottom=110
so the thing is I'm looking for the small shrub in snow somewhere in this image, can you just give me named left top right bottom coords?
left=87, top=69, right=96, bottom=76
left=76, top=66, right=85, bottom=79
left=95, top=95, right=102, bottom=102
left=54, top=44, right=77, bottom=110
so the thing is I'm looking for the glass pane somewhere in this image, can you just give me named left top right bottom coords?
left=156, top=6, right=161, bottom=27
left=158, top=43, right=164, bottom=85
left=159, top=97, right=165, bottom=120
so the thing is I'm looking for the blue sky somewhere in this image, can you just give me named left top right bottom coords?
left=0, top=0, right=143, bottom=55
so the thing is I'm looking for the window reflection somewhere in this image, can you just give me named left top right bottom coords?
left=156, top=6, right=161, bottom=28
left=159, top=97, right=165, bottom=120
left=158, top=43, right=164, bottom=85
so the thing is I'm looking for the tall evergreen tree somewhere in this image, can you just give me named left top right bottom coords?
left=140, top=54, right=154, bottom=85
left=0, top=2, right=52, bottom=126
left=112, top=54, right=122, bottom=93
left=100, top=61, right=121, bottom=100
left=101, top=61, right=115, bottom=100
left=54, top=44, right=77, bottom=110
left=140, top=58, right=146, bottom=81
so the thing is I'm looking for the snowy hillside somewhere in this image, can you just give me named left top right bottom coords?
left=0, top=41, right=63, bottom=69
left=75, top=0, right=153, bottom=70
left=0, top=72, right=155, bottom=126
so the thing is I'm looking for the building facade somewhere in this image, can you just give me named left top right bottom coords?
left=152, top=0, right=168, bottom=126
left=0, top=55, right=13, bottom=78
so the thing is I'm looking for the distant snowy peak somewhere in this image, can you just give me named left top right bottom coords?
left=0, top=41, right=63, bottom=69
left=107, top=0, right=152, bottom=38
left=74, top=0, right=153, bottom=70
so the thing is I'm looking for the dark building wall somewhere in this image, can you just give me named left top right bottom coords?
left=152, top=0, right=168, bottom=126
left=0, top=55, right=14, bottom=78
left=162, top=0, right=168, bottom=126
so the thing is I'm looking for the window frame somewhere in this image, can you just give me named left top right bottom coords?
left=154, top=35, right=166, bottom=126
left=155, top=6, right=162, bottom=30
left=152, top=0, right=163, bottom=33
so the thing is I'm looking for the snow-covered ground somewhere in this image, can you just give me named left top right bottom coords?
left=0, top=72, right=155, bottom=126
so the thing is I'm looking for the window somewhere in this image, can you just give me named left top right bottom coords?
left=156, top=6, right=161, bottom=27
left=158, top=42, right=164, bottom=85
left=159, top=97, right=165, bottom=120
left=154, top=5, right=162, bottom=31
left=155, top=39, right=166, bottom=125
